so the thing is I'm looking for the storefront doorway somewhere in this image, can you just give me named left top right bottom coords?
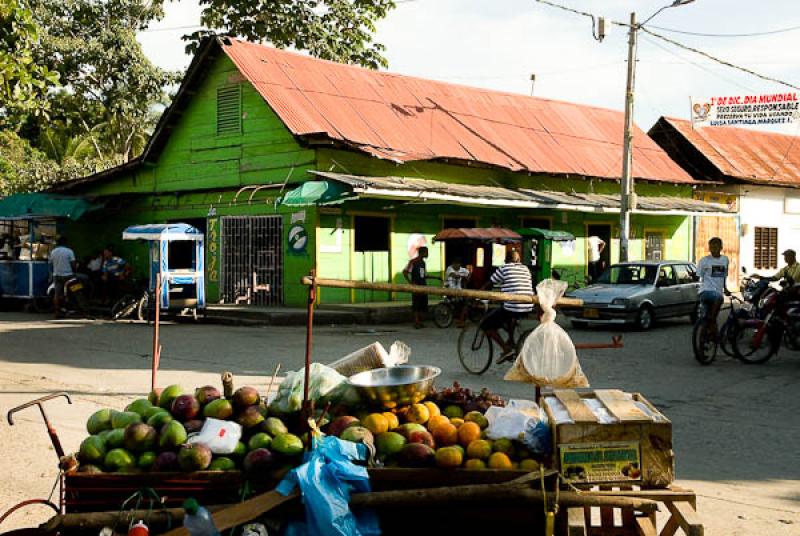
left=220, top=216, right=283, bottom=305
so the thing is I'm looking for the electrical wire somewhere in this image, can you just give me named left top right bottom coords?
left=641, top=27, right=800, bottom=91
left=648, top=23, right=800, bottom=38
left=140, top=24, right=204, bottom=33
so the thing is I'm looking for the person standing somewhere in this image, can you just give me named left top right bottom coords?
left=403, top=246, right=431, bottom=329
left=445, top=257, right=471, bottom=327
left=697, top=237, right=730, bottom=337
left=49, top=236, right=77, bottom=318
left=587, top=235, right=606, bottom=282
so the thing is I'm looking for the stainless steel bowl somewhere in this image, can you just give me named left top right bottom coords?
left=348, top=365, right=441, bottom=409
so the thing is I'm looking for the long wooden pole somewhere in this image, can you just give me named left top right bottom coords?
left=151, top=274, right=162, bottom=392
left=300, top=276, right=584, bottom=307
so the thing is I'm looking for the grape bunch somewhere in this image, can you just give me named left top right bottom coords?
left=433, top=382, right=506, bottom=413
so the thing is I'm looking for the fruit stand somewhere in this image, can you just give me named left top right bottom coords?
left=1, top=276, right=704, bottom=536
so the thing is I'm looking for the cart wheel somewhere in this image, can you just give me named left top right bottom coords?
left=0, top=499, right=59, bottom=529
left=433, top=302, right=453, bottom=328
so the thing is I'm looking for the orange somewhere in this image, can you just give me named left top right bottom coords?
left=432, top=422, right=458, bottom=446
left=404, top=403, right=430, bottom=425
left=464, top=411, right=489, bottom=430
left=457, top=422, right=481, bottom=447
left=464, top=458, right=486, bottom=470
left=466, top=439, right=492, bottom=460
left=443, top=405, right=464, bottom=419
left=519, top=459, right=540, bottom=472
left=450, top=418, right=465, bottom=428
left=423, top=401, right=441, bottom=418
left=362, top=413, right=389, bottom=435
left=426, top=415, right=450, bottom=433
left=488, top=452, right=513, bottom=470
left=382, top=412, right=400, bottom=430
left=492, top=438, right=514, bottom=456
left=434, top=446, right=463, bottom=469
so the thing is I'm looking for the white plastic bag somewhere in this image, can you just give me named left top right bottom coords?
left=505, top=278, right=589, bottom=388
left=327, top=340, right=410, bottom=377
left=484, top=399, right=541, bottom=441
left=187, top=418, right=242, bottom=454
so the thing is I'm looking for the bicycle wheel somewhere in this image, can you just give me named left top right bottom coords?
left=468, top=301, right=488, bottom=323
left=458, top=323, right=494, bottom=375
left=732, top=322, right=777, bottom=364
left=136, top=293, right=152, bottom=322
left=111, top=294, right=138, bottom=320
left=718, top=321, right=735, bottom=357
left=692, top=320, right=716, bottom=365
left=433, top=302, right=453, bottom=328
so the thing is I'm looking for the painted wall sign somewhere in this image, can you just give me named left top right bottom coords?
left=288, top=223, right=308, bottom=254
left=207, top=217, right=219, bottom=282
left=691, top=93, right=800, bottom=128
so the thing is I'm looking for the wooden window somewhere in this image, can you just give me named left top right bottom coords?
left=754, top=227, right=778, bottom=269
left=216, top=85, right=242, bottom=136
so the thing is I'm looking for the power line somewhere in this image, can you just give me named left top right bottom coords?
left=641, top=27, right=800, bottom=91
left=140, top=24, right=203, bottom=33
left=649, top=23, right=800, bottom=38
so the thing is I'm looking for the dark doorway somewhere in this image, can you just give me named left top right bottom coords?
left=587, top=224, right=612, bottom=277
left=442, top=218, right=476, bottom=268
left=167, top=218, right=206, bottom=269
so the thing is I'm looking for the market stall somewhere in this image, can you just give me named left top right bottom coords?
left=3, top=276, right=703, bottom=536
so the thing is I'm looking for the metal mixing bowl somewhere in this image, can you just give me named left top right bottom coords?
left=348, top=365, right=442, bottom=409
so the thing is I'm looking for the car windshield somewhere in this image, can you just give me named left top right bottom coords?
left=596, top=264, right=657, bottom=285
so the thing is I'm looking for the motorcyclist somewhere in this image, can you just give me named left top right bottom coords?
left=753, top=249, right=800, bottom=285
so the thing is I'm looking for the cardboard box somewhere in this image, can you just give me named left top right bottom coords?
left=542, top=389, right=673, bottom=488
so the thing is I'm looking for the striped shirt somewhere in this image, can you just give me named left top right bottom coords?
left=490, top=262, right=534, bottom=313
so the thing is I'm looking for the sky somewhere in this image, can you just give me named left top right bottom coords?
left=137, top=0, right=800, bottom=135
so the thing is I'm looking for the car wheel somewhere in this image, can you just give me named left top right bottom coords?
left=636, top=305, right=654, bottom=331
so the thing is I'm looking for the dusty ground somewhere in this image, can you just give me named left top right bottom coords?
left=0, top=311, right=798, bottom=534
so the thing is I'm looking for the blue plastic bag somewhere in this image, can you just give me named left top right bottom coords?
left=276, top=436, right=381, bottom=536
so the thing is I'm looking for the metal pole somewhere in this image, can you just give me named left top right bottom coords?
left=301, top=269, right=316, bottom=442
left=619, top=12, right=638, bottom=262
left=152, top=273, right=162, bottom=392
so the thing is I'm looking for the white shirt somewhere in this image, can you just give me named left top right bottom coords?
left=697, top=254, right=729, bottom=295
left=445, top=266, right=469, bottom=289
left=588, top=236, right=604, bottom=262
left=49, top=246, right=76, bottom=277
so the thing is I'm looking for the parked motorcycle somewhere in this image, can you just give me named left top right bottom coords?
left=732, top=275, right=800, bottom=364
left=47, top=274, right=90, bottom=318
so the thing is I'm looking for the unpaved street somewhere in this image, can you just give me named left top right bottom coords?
left=1, top=312, right=798, bottom=534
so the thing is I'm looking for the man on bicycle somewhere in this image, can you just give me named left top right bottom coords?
left=697, top=237, right=730, bottom=337
left=481, top=249, right=533, bottom=363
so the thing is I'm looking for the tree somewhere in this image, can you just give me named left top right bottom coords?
left=0, top=0, right=59, bottom=122
left=0, top=131, right=89, bottom=195
left=187, top=0, right=397, bottom=69
left=24, top=0, right=179, bottom=169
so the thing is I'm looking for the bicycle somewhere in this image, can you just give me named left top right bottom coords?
left=457, top=307, right=534, bottom=374
left=433, top=297, right=488, bottom=328
left=111, top=286, right=153, bottom=322
left=692, top=295, right=747, bottom=365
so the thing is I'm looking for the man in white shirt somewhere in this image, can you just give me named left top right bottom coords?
left=696, top=237, right=730, bottom=337
left=587, top=235, right=606, bottom=282
left=445, top=258, right=471, bottom=327
left=49, top=236, right=77, bottom=318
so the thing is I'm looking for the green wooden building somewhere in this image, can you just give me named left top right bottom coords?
left=55, top=37, right=728, bottom=307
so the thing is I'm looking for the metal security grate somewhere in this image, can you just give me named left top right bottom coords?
left=754, top=226, right=778, bottom=269
left=220, top=216, right=283, bottom=305
left=216, top=85, right=242, bottom=136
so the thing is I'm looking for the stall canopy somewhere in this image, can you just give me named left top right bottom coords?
left=280, top=180, right=356, bottom=207
left=434, top=228, right=522, bottom=242
left=0, top=193, right=98, bottom=220
left=122, top=223, right=203, bottom=241
left=306, top=171, right=736, bottom=216
left=517, top=228, right=575, bottom=241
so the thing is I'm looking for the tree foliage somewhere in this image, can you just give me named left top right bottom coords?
left=187, top=0, right=397, bottom=69
left=0, top=0, right=59, bottom=121
left=0, top=131, right=90, bottom=195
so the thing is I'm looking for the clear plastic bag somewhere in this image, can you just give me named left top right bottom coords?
left=484, top=400, right=551, bottom=456
left=187, top=418, right=242, bottom=454
left=276, top=436, right=380, bottom=536
left=505, top=279, right=589, bottom=388
left=271, top=363, right=359, bottom=414
left=327, top=341, right=410, bottom=377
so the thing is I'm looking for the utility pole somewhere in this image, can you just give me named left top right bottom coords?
left=530, top=74, right=536, bottom=96
left=619, top=12, right=637, bottom=262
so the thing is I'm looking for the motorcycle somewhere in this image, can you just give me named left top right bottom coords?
left=47, top=274, right=90, bottom=318
left=732, top=275, right=800, bottom=364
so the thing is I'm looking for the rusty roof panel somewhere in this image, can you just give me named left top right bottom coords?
left=221, top=39, right=693, bottom=184
left=660, top=117, right=800, bottom=186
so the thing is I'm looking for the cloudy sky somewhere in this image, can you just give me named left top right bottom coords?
left=137, top=0, right=800, bottom=134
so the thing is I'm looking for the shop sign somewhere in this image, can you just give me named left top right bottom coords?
left=559, top=441, right=641, bottom=484
left=691, top=93, right=800, bottom=128
left=288, top=223, right=308, bottom=254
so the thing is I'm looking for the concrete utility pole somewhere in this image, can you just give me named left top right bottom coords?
left=619, top=12, right=637, bottom=262
left=618, top=1, right=694, bottom=262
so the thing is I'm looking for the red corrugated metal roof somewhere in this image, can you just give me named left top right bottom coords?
left=661, top=117, right=800, bottom=186
left=433, top=228, right=522, bottom=241
left=221, top=39, right=693, bottom=184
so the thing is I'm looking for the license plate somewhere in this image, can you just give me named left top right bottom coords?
left=583, top=308, right=600, bottom=319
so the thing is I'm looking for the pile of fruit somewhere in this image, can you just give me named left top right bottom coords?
left=323, top=400, right=540, bottom=471
left=431, top=382, right=506, bottom=413
left=77, top=384, right=305, bottom=475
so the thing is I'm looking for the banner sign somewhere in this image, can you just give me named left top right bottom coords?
left=691, top=93, right=800, bottom=128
